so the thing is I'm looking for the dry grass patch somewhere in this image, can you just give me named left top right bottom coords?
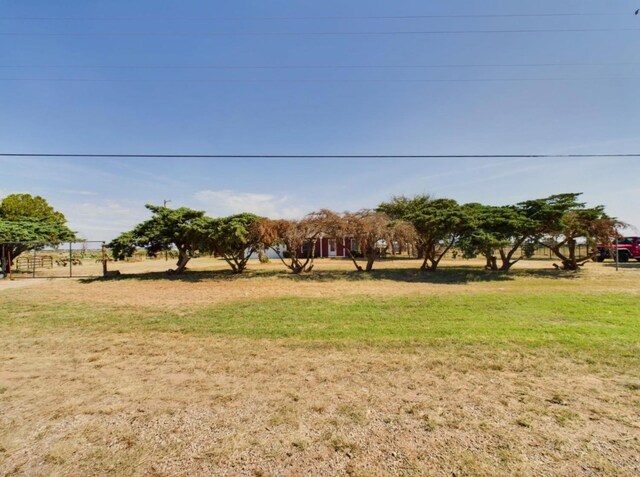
left=1, top=259, right=639, bottom=475
left=1, top=332, right=639, bottom=476
left=2, top=258, right=638, bottom=311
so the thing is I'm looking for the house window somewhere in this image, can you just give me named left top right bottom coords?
left=329, top=239, right=336, bottom=253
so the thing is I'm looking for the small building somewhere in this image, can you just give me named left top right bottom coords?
left=297, top=237, right=358, bottom=258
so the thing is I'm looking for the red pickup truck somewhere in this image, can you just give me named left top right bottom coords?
left=596, top=236, right=640, bottom=263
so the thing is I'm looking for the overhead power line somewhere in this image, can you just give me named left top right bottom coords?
left=1, top=62, right=638, bottom=70
left=0, top=13, right=628, bottom=21
left=0, top=77, right=635, bottom=84
left=1, top=28, right=638, bottom=37
left=0, top=77, right=636, bottom=84
left=2, top=153, right=638, bottom=159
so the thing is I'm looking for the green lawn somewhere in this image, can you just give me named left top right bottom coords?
left=4, top=293, right=638, bottom=365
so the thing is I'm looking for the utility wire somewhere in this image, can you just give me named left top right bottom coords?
left=1, top=28, right=638, bottom=37
left=0, top=13, right=628, bottom=21
left=2, top=154, right=638, bottom=159
left=1, top=62, right=638, bottom=70
left=0, top=77, right=635, bottom=84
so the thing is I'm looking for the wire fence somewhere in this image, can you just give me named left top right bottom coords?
left=388, top=244, right=592, bottom=261
left=1, top=241, right=107, bottom=279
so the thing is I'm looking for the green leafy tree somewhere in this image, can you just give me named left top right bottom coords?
left=193, top=213, right=263, bottom=273
left=0, top=194, right=75, bottom=274
left=108, top=204, right=205, bottom=273
left=0, top=193, right=67, bottom=223
left=380, top=195, right=469, bottom=271
left=520, top=193, right=620, bottom=270
left=108, top=232, right=138, bottom=261
left=378, top=194, right=431, bottom=258
left=460, top=203, right=538, bottom=272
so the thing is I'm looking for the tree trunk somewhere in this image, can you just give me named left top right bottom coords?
left=345, top=248, right=363, bottom=272
left=289, top=255, right=314, bottom=274
left=499, top=260, right=516, bottom=272
left=420, top=254, right=439, bottom=271
left=293, top=262, right=313, bottom=274
left=170, top=247, right=190, bottom=273
left=484, top=254, right=498, bottom=270
left=172, top=255, right=190, bottom=273
left=365, top=253, right=376, bottom=272
left=549, top=245, right=579, bottom=271
left=2, top=245, right=26, bottom=271
left=497, top=249, right=516, bottom=272
left=429, top=257, right=441, bottom=271
left=224, top=256, right=246, bottom=274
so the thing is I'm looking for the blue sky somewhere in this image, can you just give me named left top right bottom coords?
left=1, top=0, right=639, bottom=240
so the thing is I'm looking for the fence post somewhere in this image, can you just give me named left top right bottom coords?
left=69, top=242, right=73, bottom=278
left=32, top=246, right=37, bottom=278
left=102, top=242, right=107, bottom=277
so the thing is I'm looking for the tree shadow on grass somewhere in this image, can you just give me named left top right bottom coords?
left=80, top=263, right=580, bottom=285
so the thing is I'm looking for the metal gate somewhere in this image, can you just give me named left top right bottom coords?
left=1, top=241, right=107, bottom=279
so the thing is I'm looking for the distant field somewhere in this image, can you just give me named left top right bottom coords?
left=1, top=259, right=639, bottom=476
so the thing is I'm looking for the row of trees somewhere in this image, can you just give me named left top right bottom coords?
left=380, top=193, right=619, bottom=272
left=107, top=192, right=620, bottom=274
left=108, top=207, right=413, bottom=274
left=0, top=192, right=620, bottom=275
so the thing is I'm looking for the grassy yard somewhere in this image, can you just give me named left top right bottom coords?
left=4, top=293, right=639, bottom=362
left=1, top=259, right=639, bottom=476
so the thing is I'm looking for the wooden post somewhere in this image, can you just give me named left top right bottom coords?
left=102, top=242, right=108, bottom=277
left=69, top=242, right=73, bottom=278
left=8, top=249, right=12, bottom=280
left=32, top=246, right=37, bottom=278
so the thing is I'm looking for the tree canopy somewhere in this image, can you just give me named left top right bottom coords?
left=1, top=190, right=621, bottom=278
left=0, top=194, right=75, bottom=273
left=0, top=193, right=67, bottom=224
left=108, top=204, right=205, bottom=273
left=520, top=193, right=620, bottom=270
left=258, top=215, right=323, bottom=274
left=321, top=209, right=400, bottom=272
left=379, top=196, right=470, bottom=271
left=192, top=213, right=264, bottom=273
left=459, top=203, right=538, bottom=271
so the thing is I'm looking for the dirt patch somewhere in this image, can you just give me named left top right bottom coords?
left=0, top=278, right=50, bottom=291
